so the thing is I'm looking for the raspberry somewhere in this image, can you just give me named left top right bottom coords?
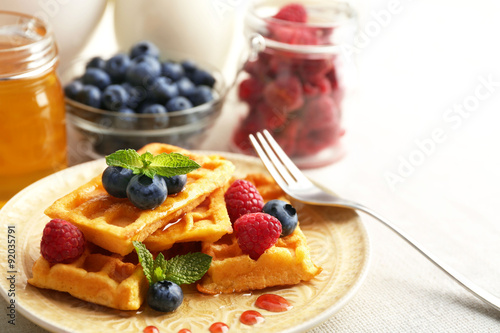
left=302, top=94, right=339, bottom=128
left=232, top=108, right=264, bottom=154
left=269, top=26, right=318, bottom=45
left=267, top=54, right=294, bottom=77
left=256, top=102, right=287, bottom=130
left=273, top=118, right=300, bottom=156
left=238, top=77, right=264, bottom=103
left=295, top=125, right=337, bottom=156
left=263, top=75, right=304, bottom=112
left=300, top=58, right=333, bottom=79
left=303, top=77, right=332, bottom=96
left=243, top=52, right=272, bottom=79
left=234, top=212, right=282, bottom=260
left=224, top=180, right=265, bottom=223
left=40, top=219, right=86, bottom=264
left=273, top=3, right=307, bottom=23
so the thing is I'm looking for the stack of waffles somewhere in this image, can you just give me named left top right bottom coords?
left=28, top=143, right=321, bottom=310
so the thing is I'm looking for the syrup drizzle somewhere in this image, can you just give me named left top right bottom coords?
left=143, top=326, right=159, bottom=333
left=209, top=322, right=229, bottom=333
left=255, top=294, right=293, bottom=312
left=240, top=310, right=265, bottom=325
left=160, top=214, right=185, bottom=231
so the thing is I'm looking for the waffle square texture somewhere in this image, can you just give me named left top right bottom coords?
left=28, top=244, right=149, bottom=310
left=197, top=174, right=322, bottom=294
left=143, top=186, right=232, bottom=252
left=44, top=143, right=235, bottom=256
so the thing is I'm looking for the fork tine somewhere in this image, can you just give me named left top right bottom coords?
left=255, top=132, right=297, bottom=185
left=262, top=130, right=310, bottom=184
left=249, top=134, right=290, bottom=191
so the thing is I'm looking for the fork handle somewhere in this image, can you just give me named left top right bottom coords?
left=350, top=202, right=500, bottom=311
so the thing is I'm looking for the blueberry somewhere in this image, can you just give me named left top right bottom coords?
left=126, top=55, right=161, bottom=87
left=262, top=199, right=298, bottom=237
left=76, top=85, right=101, bottom=108
left=114, top=108, right=137, bottom=129
left=122, top=83, right=147, bottom=109
left=105, top=53, right=131, bottom=82
left=175, top=77, right=196, bottom=96
left=86, top=56, right=106, bottom=70
left=82, top=68, right=111, bottom=90
left=166, top=96, right=193, bottom=112
left=138, top=100, right=155, bottom=113
left=161, top=61, right=184, bottom=81
left=64, top=80, right=83, bottom=99
left=102, top=166, right=135, bottom=198
left=147, top=280, right=183, bottom=312
left=181, top=60, right=197, bottom=74
left=102, top=84, right=129, bottom=111
left=151, top=77, right=179, bottom=104
left=188, top=68, right=216, bottom=87
left=130, top=40, right=160, bottom=59
left=140, top=104, right=169, bottom=129
left=126, top=174, right=167, bottom=210
left=161, top=174, right=187, bottom=195
left=187, top=85, right=214, bottom=106
left=140, top=103, right=167, bottom=115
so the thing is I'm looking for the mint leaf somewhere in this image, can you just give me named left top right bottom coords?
left=141, top=152, right=154, bottom=166
left=133, top=241, right=212, bottom=286
left=105, top=149, right=200, bottom=179
left=133, top=241, right=154, bottom=285
left=153, top=266, right=165, bottom=284
left=150, top=153, right=201, bottom=178
left=151, top=252, right=167, bottom=284
left=142, top=167, right=157, bottom=179
left=106, top=149, right=144, bottom=174
left=164, top=253, right=212, bottom=285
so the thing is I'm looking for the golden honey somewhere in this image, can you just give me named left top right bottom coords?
left=0, top=11, right=67, bottom=207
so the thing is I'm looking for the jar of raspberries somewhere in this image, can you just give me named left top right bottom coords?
left=231, top=1, right=358, bottom=168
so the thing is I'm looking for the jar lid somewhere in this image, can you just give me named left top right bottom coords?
left=0, top=11, right=58, bottom=80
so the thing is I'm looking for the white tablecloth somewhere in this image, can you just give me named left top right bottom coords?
left=2, top=0, right=500, bottom=331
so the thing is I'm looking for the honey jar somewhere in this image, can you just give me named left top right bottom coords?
left=0, top=11, right=67, bottom=207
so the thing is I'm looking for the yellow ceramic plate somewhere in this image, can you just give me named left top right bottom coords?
left=0, top=152, right=370, bottom=333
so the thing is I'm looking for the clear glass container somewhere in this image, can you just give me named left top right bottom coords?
left=230, top=0, right=357, bottom=168
left=62, top=57, right=227, bottom=164
left=0, top=11, right=67, bottom=207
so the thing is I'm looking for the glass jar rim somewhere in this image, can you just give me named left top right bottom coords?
left=0, top=10, right=58, bottom=80
left=245, top=0, right=357, bottom=55
left=248, top=0, right=356, bottom=29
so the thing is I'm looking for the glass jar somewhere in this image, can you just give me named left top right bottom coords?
left=230, top=0, right=357, bottom=168
left=0, top=11, right=67, bottom=207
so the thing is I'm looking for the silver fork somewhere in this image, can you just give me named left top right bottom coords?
left=250, top=130, right=500, bottom=312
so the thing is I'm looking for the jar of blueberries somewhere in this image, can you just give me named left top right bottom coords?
left=231, top=1, right=358, bottom=168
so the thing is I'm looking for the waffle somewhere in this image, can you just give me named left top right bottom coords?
left=143, top=186, right=232, bottom=252
left=45, top=143, right=235, bottom=256
left=197, top=174, right=322, bottom=294
left=28, top=243, right=148, bottom=310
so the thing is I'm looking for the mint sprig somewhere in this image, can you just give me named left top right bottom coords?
left=133, top=241, right=212, bottom=286
left=106, top=149, right=201, bottom=179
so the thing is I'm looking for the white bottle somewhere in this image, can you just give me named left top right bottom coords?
left=113, top=0, right=247, bottom=82
left=0, top=0, right=107, bottom=68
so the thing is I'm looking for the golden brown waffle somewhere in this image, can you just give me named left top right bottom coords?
left=45, top=143, right=235, bottom=256
left=143, top=186, right=232, bottom=252
left=197, top=174, right=322, bottom=294
left=28, top=244, right=148, bottom=310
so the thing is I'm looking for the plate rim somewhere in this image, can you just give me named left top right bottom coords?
left=0, top=151, right=371, bottom=333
